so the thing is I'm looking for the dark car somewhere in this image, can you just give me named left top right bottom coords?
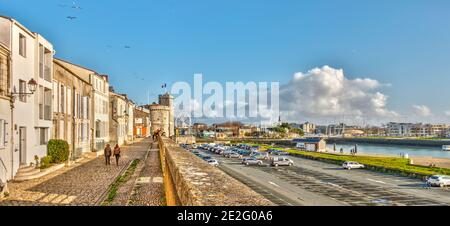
left=237, top=149, right=252, bottom=156
left=202, top=155, right=213, bottom=161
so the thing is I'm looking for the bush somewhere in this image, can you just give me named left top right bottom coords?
left=47, top=139, right=69, bottom=164
left=40, top=156, right=53, bottom=169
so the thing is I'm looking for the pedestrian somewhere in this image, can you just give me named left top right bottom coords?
left=340, top=148, right=344, bottom=154
left=114, top=144, right=121, bottom=166
left=104, top=144, right=112, bottom=166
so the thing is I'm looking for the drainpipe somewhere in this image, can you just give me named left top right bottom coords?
left=8, top=32, right=15, bottom=180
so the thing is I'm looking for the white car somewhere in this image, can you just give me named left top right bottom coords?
left=427, top=175, right=450, bottom=187
left=342, top=161, right=365, bottom=170
left=270, top=157, right=294, bottom=167
left=207, top=159, right=219, bottom=167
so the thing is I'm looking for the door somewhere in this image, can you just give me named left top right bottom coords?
left=19, top=127, right=27, bottom=165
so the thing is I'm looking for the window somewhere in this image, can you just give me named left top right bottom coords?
left=67, top=88, right=72, bottom=115
left=39, top=44, right=44, bottom=78
left=19, top=34, right=26, bottom=57
left=19, top=80, right=26, bottom=102
left=44, top=88, right=52, bottom=120
left=60, top=85, right=65, bottom=113
left=53, top=82, right=58, bottom=112
left=38, top=86, right=44, bottom=119
left=0, top=119, right=5, bottom=148
left=96, top=121, right=101, bottom=138
left=0, top=54, right=8, bottom=97
left=39, top=128, right=48, bottom=145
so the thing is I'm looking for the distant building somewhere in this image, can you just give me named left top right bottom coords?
left=387, top=122, right=413, bottom=137
left=134, top=106, right=151, bottom=138
left=238, top=126, right=253, bottom=138
left=52, top=59, right=93, bottom=159
left=327, top=123, right=361, bottom=136
left=148, top=104, right=170, bottom=137
left=293, top=138, right=327, bottom=152
left=387, top=122, right=447, bottom=137
left=158, top=93, right=174, bottom=137
left=199, top=131, right=215, bottom=138
left=109, top=92, right=129, bottom=146
left=301, top=122, right=316, bottom=134
left=91, top=74, right=110, bottom=151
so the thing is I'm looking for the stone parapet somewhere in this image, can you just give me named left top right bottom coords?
left=159, top=137, right=273, bottom=206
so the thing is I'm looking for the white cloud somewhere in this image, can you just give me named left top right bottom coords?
left=445, top=110, right=450, bottom=117
left=280, top=65, right=398, bottom=122
left=412, top=105, right=432, bottom=117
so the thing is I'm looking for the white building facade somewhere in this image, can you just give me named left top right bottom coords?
left=0, top=40, right=11, bottom=188
left=0, top=16, right=54, bottom=180
left=109, top=92, right=128, bottom=146
left=91, top=74, right=109, bottom=151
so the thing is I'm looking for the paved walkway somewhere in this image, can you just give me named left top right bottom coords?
left=127, top=142, right=165, bottom=206
left=411, top=157, right=450, bottom=169
left=0, top=138, right=152, bottom=206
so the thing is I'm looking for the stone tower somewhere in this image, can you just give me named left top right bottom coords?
left=158, top=93, right=174, bottom=137
left=149, top=104, right=170, bottom=137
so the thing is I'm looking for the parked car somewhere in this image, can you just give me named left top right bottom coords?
left=226, top=152, right=242, bottom=159
left=207, top=159, right=219, bottom=167
left=274, top=151, right=289, bottom=156
left=251, top=152, right=269, bottom=160
left=268, top=149, right=289, bottom=156
left=342, top=161, right=365, bottom=170
left=202, top=155, right=213, bottom=161
left=427, top=175, right=450, bottom=187
left=215, top=148, right=225, bottom=154
left=242, top=158, right=264, bottom=166
left=237, top=149, right=252, bottom=156
left=270, top=157, right=294, bottom=167
left=222, top=150, right=234, bottom=157
left=267, top=149, right=281, bottom=154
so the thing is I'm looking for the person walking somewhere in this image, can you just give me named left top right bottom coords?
left=114, top=144, right=121, bottom=166
left=104, top=144, right=112, bottom=166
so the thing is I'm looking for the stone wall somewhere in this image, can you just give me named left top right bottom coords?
left=158, top=137, right=273, bottom=206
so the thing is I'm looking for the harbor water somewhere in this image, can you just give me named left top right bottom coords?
left=326, top=143, right=450, bottom=159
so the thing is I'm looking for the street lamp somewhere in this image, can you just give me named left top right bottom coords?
left=10, top=79, right=38, bottom=105
left=11, top=78, right=38, bottom=96
left=27, top=79, right=38, bottom=94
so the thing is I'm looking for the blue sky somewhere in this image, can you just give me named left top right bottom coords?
left=1, top=0, right=450, bottom=124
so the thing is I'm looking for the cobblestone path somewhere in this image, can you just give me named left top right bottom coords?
left=0, top=138, right=151, bottom=206
left=127, top=142, right=165, bottom=206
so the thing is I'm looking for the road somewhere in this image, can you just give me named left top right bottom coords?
left=194, top=148, right=450, bottom=206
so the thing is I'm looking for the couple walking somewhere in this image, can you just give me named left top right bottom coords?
left=104, top=144, right=121, bottom=166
